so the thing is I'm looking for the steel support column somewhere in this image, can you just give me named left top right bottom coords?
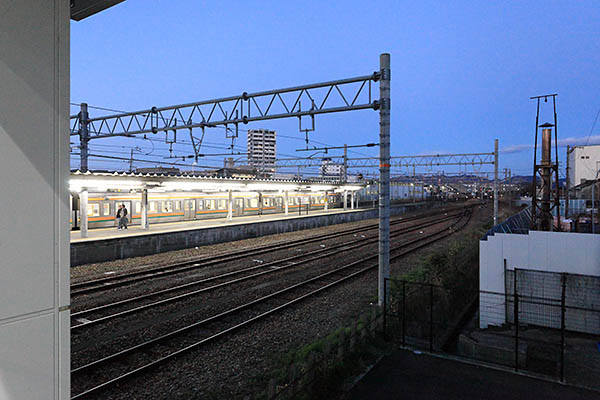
left=343, top=190, right=348, bottom=211
left=493, top=139, right=499, bottom=226
left=285, top=190, right=289, bottom=215
left=80, top=188, right=88, bottom=238
left=324, top=191, right=328, bottom=211
left=378, top=53, right=391, bottom=307
left=227, top=189, right=233, bottom=221
left=351, top=191, right=355, bottom=210
left=79, top=103, right=89, bottom=172
left=141, top=187, right=149, bottom=229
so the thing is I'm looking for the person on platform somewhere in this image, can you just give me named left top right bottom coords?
left=116, top=204, right=123, bottom=230
left=120, top=203, right=128, bottom=230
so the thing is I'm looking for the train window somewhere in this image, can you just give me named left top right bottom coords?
left=175, top=201, right=181, bottom=211
left=103, top=203, right=110, bottom=216
left=197, top=200, right=204, bottom=210
left=206, top=200, right=213, bottom=210
left=249, top=198, right=258, bottom=208
left=135, top=202, right=141, bottom=213
left=263, top=198, right=268, bottom=206
left=162, top=201, right=172, bottom=213
left=87, top=204, right=99, bottom=217
left=149, top=201, right=157, bottom=213
left=218, top=199, right=226, bottom=209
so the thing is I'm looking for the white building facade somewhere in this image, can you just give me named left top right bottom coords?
left=320, top=157, right=345, bottom=178
left=568, top=144, right=600, bottom=188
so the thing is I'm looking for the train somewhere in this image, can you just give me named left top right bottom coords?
left=70, top=190, right=343, bottom=230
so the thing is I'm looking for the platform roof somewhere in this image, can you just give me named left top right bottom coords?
left=70, top=0, right=126, bottom=21
left=69, top=170, right=363, bottom=193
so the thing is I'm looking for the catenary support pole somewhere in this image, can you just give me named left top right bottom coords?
left=494, top=138, right=499, bottom=225
left=227, top=189, right=233, bottom=221
left=79, top=103, right=89, bottom=172
left=80, top=188, right=88, bottom=238
left=378, top=53, right=391, bottom=307
left=343, top=144, right=348, bottom=182
left=141, top=187, right=149, bottom=229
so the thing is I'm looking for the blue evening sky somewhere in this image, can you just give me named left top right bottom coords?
left=70, top=0, right=600, bottom=177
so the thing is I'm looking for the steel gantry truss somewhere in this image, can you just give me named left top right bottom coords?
left=275, top=151, right=495, bottom=169
left=71, top=54, right=392, bottom=306
left=71, top=73, right=381, bottom=170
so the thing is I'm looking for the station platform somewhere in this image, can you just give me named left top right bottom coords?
left=70, top=202, right=437, bottom=267
left=71, top=207, right=365, bottom=243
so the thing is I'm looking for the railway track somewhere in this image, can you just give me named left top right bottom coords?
left=71, top=204, right=471, bottom=296
left=70, top=208, right=472, bottom=399
left=70, top=210, right=464, bottom=330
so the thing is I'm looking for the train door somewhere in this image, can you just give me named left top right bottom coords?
left=184, top=199, right=196, bottom=220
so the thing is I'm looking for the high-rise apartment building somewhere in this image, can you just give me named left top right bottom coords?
left=247, top=129, right=277, bottom=176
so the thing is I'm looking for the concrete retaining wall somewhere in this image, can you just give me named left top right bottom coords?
left=71, top=202, right=438, bottom=267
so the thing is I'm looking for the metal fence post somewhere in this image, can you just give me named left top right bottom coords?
left=429, top=283, right=434, bottom=352
left=514, top=272, right=519, bottom=371
left=560, top=273, right=566, bottom=382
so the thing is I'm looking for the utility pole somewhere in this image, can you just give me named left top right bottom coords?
left=378, top=53, right=391, bottom=307
left=494, top=139, right=499, bottom=225
left=565, top=145, right=570, bottom=219
left=79, top=103, right=89, bottom=172
left=343, top=143, right=348, bottom=182
left=129, top=148, right=134, bottom=173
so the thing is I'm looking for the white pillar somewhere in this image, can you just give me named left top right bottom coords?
left=227, top=189, right=233, bottom=221
left=344, top=190, right=348, bottom=211
left=80, top=189, right=88, bottom=238
left=351, top=191, right=355, bottom=209
left=285, top=191, right=289, bottom=215
left=141, top=188, right=149, bottom=229
left=0, top=2, right=70, bottom=398
left=324, top=191, right=328, bottom=211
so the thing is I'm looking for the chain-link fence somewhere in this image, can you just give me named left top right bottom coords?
left=384, top=277, right=600, bottom=391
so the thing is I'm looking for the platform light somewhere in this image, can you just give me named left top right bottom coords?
left=161, top=181, right=244, bottom=191
left=69, top=179, right=143, bottom=192
left=245, top=182, right=300, bottom=192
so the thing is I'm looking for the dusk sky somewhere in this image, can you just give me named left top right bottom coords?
left=70, top=1, right=600, bottom=177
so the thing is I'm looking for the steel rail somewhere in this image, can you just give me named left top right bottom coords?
left=70, top=211, right=464, bottom=329
left=71, top=209, right=471, bottom=399
left=71, top=205, right=468, bottom=295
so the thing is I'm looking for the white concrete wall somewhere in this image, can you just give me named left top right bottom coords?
left=479, top=231, right=600, bottom=328
left=0, top=2, right=70, bottom=399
